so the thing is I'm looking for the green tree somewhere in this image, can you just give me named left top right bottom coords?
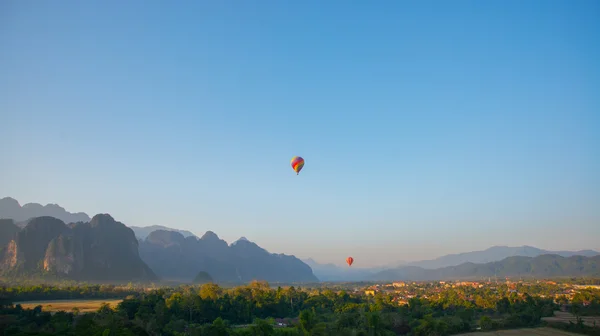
left=200, top=283, right=223, bottom=300
left=479, top=316, right=494, bottom=331
left=250, top=318, right=274, bottom=336
left=299, top=309, right=316, bottom=333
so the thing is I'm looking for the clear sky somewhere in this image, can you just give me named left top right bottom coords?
left=1, top=0, right=599, bottom=267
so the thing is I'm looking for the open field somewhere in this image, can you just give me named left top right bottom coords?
left=14, top=299, right=123, bottom=313
left=542, top=311, right=600, bottom=328
left=457, top=327, right=586, bottom=335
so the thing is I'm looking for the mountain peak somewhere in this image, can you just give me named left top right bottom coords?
left=146, top=229, right=186, bottom=247
left=90, top=213, right=116, bottom=226
left=232, top=236, right=250, bottom=245
left=128, top=225, right=197, bottom=240
left=0, top=197, right=20, bottom=206
left=44, top=203, right=67, bottom=211
left=201, top=231, right=220, bottom=241
left=231, top=236, right=261, bottom=248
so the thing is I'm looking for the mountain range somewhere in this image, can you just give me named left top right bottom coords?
left=0, top=215, right=156, bottom=281
left=307, top=246, right=600, bottom=281
left=0, top=197, right=196, bottom=240
left=371, top=254, right=600, bottom=281
left=1, top=196, right=599, bottom=283
left=138, top=230, right=318, bottom=283
left=0, top=197, right=90, bottom=224
left=0, top=197, right=317, bottom=283
left=403, top=245, right=600, bottom=269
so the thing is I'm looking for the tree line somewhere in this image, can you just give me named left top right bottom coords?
left=1, top=280, right=599, bottom=335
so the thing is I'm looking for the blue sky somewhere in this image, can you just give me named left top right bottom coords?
left=1, top=0, right=599, bottom=266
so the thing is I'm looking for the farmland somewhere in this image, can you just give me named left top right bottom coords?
left=457, top=327, right=584, bottom=335
left=14, top=299, right=123, bottom=313
left=542, top=311, right=600, bottom=328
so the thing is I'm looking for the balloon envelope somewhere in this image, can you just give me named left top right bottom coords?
left=290, top=156, right=305, bottom=175
left=346, top=257, right=354, bottom=266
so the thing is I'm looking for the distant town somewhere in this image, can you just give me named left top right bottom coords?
left=358, top=280, right=600, bottom=308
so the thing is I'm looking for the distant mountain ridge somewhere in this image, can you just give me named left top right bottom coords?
left=3, top=197, right=599, bottom=283
left=139, top=230, right=318, bottom=283
left=371, top=254, right=600, bottom=281
left=0, top=197, right=90, bottom=224
left=405, top=245, right=600, bottom=269
left=307, top=246, right=600, bottom=281
left=0, top=197, right=196, bottom=240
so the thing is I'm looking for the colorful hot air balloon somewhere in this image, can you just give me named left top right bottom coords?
left=346, top=257, right=354, bottom=267
left=290, top=156, right=305, bottom=175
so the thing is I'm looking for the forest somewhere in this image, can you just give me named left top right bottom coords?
left=2, top=280, right=600, bottom=335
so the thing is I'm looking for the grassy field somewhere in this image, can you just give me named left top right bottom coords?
left=542, top=311, right=600, bottom=328
left=456, top=327, right=586, bottom=335
left=14, top=299, right=123, bottom=313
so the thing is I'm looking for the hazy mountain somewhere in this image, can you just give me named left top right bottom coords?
left=0, top=197, right=318, bottom=283
left=229, top=237, right=318, bottom=283
left=0, top=197, right=91, bottom=224
left=0, top=197, right=199, bottom=240
left=306, top=246, right=599, bottom=282
left=129, top=225, right=197, bottom=240
left=193, top=271, right=214, bottom=284
left=405, top=245, right=600, bottom=269
left=139, top=231, right=318, bottom=283
left=0, top=215, right=156, bottom=281
left=372, top=254, right=600, bottom=281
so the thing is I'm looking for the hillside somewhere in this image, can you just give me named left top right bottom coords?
left=371, top=254, right=600, bottom=281
left=0, top=215, right=156, bottom=281
left=405, top=245, right=600, bottom=269
left=139, top=231, right=319, bottom=283
left=0, top=219, right=20, bottom=247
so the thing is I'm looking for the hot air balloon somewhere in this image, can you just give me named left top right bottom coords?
left=290, top=156, right=305, bottom=175
left=346, top=257, right=354, bottom=267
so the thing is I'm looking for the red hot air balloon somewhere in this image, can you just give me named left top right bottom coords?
left=346, top=257, right=354, bottom=267
left=290, top=156, right=305, bottom=175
